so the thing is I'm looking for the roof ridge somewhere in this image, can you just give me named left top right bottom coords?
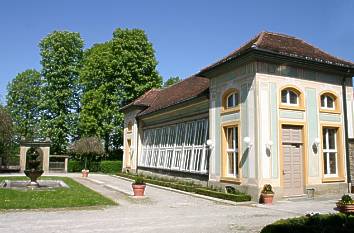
left=263, top=31, right=297, bottom=39
left=161, top=75, right=199, bottom=90
left=199, top=32, right=263, bottom=73
left=254, top=31, right=266, bottom=47
left=293, top=35, right=354, bottom=65
left=265, top=32, right=353, bottom=65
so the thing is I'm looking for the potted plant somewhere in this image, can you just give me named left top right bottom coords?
left=336, top=194, right=354, bottom=214
left=261, top=184, right=274, bottom=204
left=132, top=176, right=146, bottom=196
left=70, top=136, right=105, bottom=178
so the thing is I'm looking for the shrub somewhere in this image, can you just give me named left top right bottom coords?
left=68, top=160, right=100, bottom=172
left=261, top=184, right=274, bottom=194
left=116, top=172, right=251, bottom=202
left=99, top=160, right=122, bottom=174
left=195, top=188, right=251, bottom=202
left=260, top=213, right=354, bottom=233
left=339, top=194, right=353, bottom=205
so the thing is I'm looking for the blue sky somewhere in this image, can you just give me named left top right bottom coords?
left=1, top=0, right=353, bottom=104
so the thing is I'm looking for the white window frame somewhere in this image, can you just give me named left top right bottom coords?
left=321, top=94, right=335, bottom=110
left=226, top=127, right=238, bottom=177
left=281, top=89, right=299, bottom=106
left=323, top=128, right=338, bottom=177
left=139, top=118, right=209, bottom=174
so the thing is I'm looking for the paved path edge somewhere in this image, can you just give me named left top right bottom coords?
left=110, top=174, right=256, bottom=206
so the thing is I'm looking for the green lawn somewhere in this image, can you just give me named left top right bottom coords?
left=0, top=176, right=115, bottom=209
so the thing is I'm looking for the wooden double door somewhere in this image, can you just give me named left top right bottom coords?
left=281, top=125, right=304, bottom=196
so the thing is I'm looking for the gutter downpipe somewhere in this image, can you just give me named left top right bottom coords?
left=342, top=76, right=352, bottom=193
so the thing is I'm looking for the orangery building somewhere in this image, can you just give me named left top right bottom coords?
left=122, top=32, right=354, bottom=200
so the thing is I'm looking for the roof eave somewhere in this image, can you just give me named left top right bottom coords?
left=253, top=48, right=354, bottom=76
left=198, top=48, right=354, bottom=78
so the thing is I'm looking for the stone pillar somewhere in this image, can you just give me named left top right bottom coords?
left=64, top=158, right=68, bottom=173
left=19, top=146, right=28, bottom=172
left=41, top=146, right=50, bottom=173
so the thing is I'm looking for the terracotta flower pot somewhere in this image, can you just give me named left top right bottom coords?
left=132, top=184, right=146, bottom=196
left=336, top=202, right=354, bottom=214
left=82, top=169, right=89, bottom=178
left=261, top=193, right=274, bottom=205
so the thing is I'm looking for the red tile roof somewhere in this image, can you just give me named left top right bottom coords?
left=199, top=31, right=354, bottom=74
left=122, top=76, right=209, bottom=116
left=124, top=32, right=353, bottom=116
left=122, top=89, right=161, bottom=110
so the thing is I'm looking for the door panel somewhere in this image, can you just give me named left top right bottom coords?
left=282, top=126, right=304, bottom=196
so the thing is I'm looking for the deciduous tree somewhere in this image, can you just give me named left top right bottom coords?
left=0, top=105, right=13, bottom=161
left=6, top=69, right=42, bottom=140
left=112, top=28, right=162, bottom=105
left=163, top=76, right=181, bottom=87
left=80, top=28, right=162, bottom=153
left=39, top=31, right=84, bottom=154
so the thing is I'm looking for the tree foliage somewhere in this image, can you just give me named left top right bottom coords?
left=0, top=106, right=13, bottom=160
left=112, top=28, right=162, bottom=105
left=163, top=76, right=181, bottom=87
left=70, top=136, right=104, bottom=156
left=6, top=69, right=42, bottom=140
left=79, top=42, right=119, bottom=151
left=39, top=31, right=84, bottom=154
left=79, top=28, right=162, bottom=153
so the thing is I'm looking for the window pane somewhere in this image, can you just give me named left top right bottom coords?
left=167, top=126, right=176, bottom=146
left=175, top=124, right=185, bottom=146
left=328, top=129, right=336, bottom=150
left=327, top=96, right=334, bottom=109
left=234, top=93, right=239, bottom=106
left=227, top=152, right=235, bottom=175
left=227, top=128, right=234, bottom=149
left=234, top=127, right=238, bottom=149
left=322, top=129, right=328, bottom=149
left=227, top=94, right=234, bottom=108
left=329, top=152, right=337, bottom=174
left=289, top=90, right=298, bottom=104
left=281, top=90, right=287, bottom=103
left=159, top=150, right=166, bottom=167
left=323, top=152, right=328, bottom=174
left=321, top=95, right=326, bottom=108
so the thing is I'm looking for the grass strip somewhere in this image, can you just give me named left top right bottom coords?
left=0, top=176, right=115, bottom=209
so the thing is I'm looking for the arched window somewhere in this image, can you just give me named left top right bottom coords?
left=281, top=89, right=299, bottom=105
left=222, top=89, right=240, bottom=112
left=227, top=92, right=239, bottom=108
left=321, top=94, right=334, bottom=109
left=279, top=86, right=304, bottom=110
left=320, top=92, right=339, bottom=113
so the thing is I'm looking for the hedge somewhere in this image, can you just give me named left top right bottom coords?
left=68, top=160, right=121, bottom=173
left=117, top=172, right=251, bottom=202
left=261, top=213, right=354, bottom=233
left=100, top=161, right=122, bottom=174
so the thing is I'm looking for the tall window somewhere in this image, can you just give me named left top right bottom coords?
left=323, top=128, right=338, bottom=177
left=226, top=127, right=238, bottom=177
left=281, top=89, right=299, bottom=105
